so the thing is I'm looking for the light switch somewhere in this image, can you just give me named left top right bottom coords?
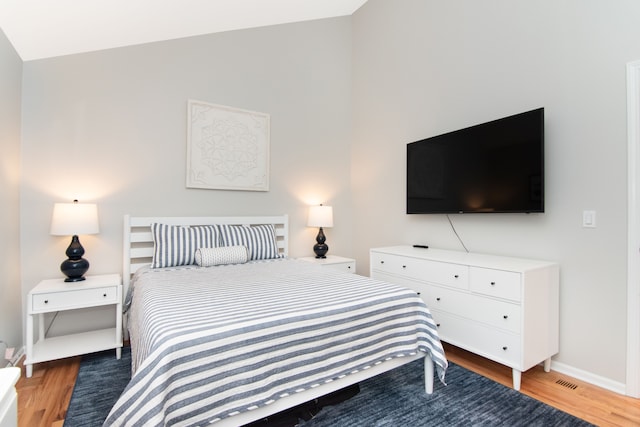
left=583, top=210, right=596, bottom=228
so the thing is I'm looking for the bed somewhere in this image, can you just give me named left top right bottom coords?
left=104, top=214, right=447, bottom=426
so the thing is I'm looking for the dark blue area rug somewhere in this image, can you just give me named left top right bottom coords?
left=64, top=348, right=131, bottom=427
left=302, top=360, right=593, bottom=427
left=65, top=348, right=592, bottom=427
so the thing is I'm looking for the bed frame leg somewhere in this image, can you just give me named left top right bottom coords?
left=424, top=356, right=434, bottom=394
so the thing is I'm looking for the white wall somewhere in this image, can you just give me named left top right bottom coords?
left=0, top=28, right=22, bottom=362
left=351, top=0, right=640, bottom=386
left=19, top=18, right=354, bottom=333
left=11, top=0, right=640, bottom=389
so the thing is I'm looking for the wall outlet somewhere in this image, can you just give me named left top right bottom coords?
left=4, top=347, right=14, bottom=360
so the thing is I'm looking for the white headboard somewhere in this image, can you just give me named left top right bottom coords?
left=122, top=214, right=289, bottom=291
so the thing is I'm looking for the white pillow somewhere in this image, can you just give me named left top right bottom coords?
left=195, top=246, right=248, bottom=267
left=151, top=223, right=219, bottom=268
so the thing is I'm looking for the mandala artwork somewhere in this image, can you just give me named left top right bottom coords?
left=187, top=100, right=270, bottom=191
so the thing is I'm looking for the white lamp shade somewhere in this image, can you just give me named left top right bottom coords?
left=307, top=205, right=334, bottom=228
left=50, top=202, right=100, bottom=236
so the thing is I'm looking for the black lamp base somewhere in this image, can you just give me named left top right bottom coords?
left=61, top=235, right=90, bottom=282
left=64, top=276, right=87, bottom=282
left=313, top=227, right=329, bottom=259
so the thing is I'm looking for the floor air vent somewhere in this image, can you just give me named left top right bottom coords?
left=556, top=379, right=578, bottom=390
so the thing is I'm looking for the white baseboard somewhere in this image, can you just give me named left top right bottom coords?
left=551, top=360, right=627, bottom=396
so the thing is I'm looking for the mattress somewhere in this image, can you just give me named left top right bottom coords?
left=104, top=259, right=447, bottom=426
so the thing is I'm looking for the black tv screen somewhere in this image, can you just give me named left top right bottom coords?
left=407, top=108, right=544, bottom=214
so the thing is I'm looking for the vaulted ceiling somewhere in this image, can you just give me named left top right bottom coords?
left=0, top=0, right=368, bottom=61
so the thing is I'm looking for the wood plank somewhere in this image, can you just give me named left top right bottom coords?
left=16, top=356, right=80, bottom=427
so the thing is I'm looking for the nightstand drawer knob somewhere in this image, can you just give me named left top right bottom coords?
left=491, top=281, right=496, bottom=286
left=44, top=300, right=49, bottom=304
left=503, top=315, right=508, bottom=319
left=503, top=346, right=508, bottom=351
left=436, top=297, right=441, bottom=301
left=454, top=274, right=459, bottom=278
left=103, top=293, right=107, bottom=297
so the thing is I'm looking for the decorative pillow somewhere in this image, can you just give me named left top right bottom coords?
left=150, top=223, right=219, bottom=268
left=218, top=224, right=282, bottom=260
left=195, top=246, right=248, bottom=267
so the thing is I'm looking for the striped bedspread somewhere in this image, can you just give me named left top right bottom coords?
left=104, top=259, right=447, bottom=426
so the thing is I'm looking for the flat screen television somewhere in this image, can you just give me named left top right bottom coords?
left=407, top=108, right=544, bottom=214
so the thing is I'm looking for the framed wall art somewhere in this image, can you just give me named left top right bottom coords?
left=186, top=99, right=270, bottom=191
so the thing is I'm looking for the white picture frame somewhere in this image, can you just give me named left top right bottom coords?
left=186, top=99, right=270, bottom=191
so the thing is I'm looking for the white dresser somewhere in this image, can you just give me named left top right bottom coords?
left=370, top=246, right=559, bottom=390
left=0, top=367, right=20, bottom=427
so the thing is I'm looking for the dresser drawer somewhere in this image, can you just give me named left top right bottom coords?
left=370, top=252, right=403, bottom=274
left=371, top=252, right=469, bottom=290
left=32, top=286, right=118, bottom=312
left=470, top=267, right=521, bottom=302
left=371, top=271, right=424, bottom=293
left=431, top=309, right=521, bottom=367
left=419, top=283, right=521, bottom=334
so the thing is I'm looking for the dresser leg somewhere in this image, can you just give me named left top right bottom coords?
left=116, top=347, right=121, bottom=359
left=543, top=357, right=551, bottom=372
left=26, top=364, right=32, bottom=378
left=512, top=369, right=522, bottom=391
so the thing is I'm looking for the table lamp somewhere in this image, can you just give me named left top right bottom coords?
left=50, top=200, right=99, bottom=282
left=307, top=204, right=333, bottom=258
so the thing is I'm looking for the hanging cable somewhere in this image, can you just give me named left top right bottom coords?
left=44, top=311, right=59, bottom=337
left=446, top=214, right=469, bottom=253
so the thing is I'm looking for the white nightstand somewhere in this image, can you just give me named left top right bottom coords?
left=298, top=255, right=356, bottom=274
left=24, top=274, right=123, bottom=378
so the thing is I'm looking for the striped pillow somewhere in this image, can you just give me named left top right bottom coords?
left=218, top=224, right=282, bottom=260
left=150, top=223, right=219, bottom=268
left=195, top=246, right=249, bottom=267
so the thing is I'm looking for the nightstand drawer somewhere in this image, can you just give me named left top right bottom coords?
left=325, top=261, right=356, bottom=274
left=32, top=286, right=118, bottom=311
left=297, top=256, right=356, bottom=273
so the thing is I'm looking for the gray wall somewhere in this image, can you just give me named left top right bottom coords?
left=20, top=19, right=354, bottom=332
left=351, top=0, right=640, bottom=386
left=0, top=28, right=22, bottom=361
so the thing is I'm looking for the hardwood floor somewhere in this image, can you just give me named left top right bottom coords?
left=442, top=344, right=640, bottom=427
left=14, top=345, right=640, bottom=426
left=15, top=356, right=80, bottom=427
